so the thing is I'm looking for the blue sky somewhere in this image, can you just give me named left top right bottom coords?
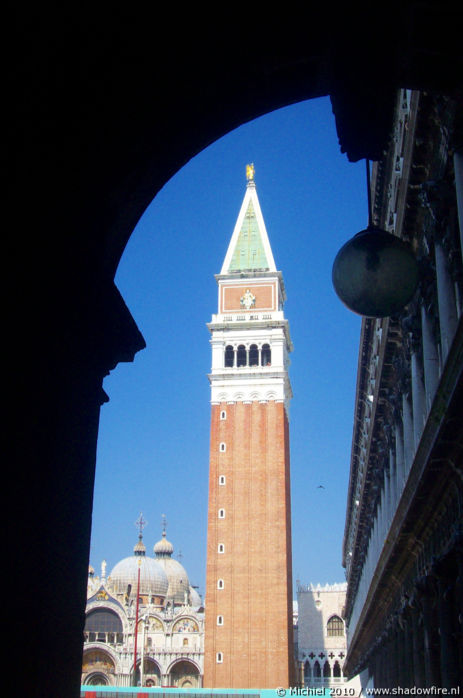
left=90, top=95, right=365, bottom=600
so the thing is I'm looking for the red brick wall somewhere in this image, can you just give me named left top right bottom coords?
left=204, top=400, right=294, bottom=688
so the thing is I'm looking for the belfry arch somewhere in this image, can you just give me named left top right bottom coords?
left=12, top=5, right=461, bottom=696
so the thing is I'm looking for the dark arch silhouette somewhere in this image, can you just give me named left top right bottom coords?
left=11, top=5, right=462, bottom=696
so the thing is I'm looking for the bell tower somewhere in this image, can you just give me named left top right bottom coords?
left=204, top=165, right=294, bottom=688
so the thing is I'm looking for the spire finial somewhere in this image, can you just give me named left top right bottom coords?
left=161, top=513, right=167, bottom=537
left=246, top=163, right=255, bottom=184
left=135, top=512, right=147, bottom=539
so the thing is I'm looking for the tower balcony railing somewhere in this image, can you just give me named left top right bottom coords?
left=211, top=310, right=285, bottom=323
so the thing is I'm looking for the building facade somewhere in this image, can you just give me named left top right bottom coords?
left=81, top=523, right=204, bottom=688
left=296, top=583, right=360, bottom=693
left=203, top=165, right=295, bottom=688
left=342, top=90, right=463, bottom=689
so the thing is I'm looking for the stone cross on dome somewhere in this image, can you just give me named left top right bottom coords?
left=135, top=512, right=147, bottom=537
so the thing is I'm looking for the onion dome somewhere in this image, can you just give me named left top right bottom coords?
left=153, top=531, right=190, bottom=605
left=153, top=531, right=174, bottom=556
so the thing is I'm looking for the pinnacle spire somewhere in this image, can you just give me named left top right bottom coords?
left=220, top=164, right=277, bottom=275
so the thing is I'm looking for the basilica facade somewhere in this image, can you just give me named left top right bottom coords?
left=81, top=524, right=204, bottom=688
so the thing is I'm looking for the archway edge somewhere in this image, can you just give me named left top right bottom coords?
left=12, top=5, right=462, bottom=697
left=17, top=4, right=462, bottom=285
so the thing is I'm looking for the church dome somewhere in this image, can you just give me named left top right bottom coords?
left=189, top=585, right=202, bottom=608
left=109, top=535, right=169, bottom=597
left=154, top=531, right=190, bottom=605
left=154, top=533, right=174, bottom=556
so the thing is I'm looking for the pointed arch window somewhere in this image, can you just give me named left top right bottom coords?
left=327, top=615, right=344, bottom=637
left=261, top=343, right=271, bottom=366
left=333, top=661, right=342, bottom=678
left=313, top=661, right=321, bottom=678
left=323, top=661, right=331, bottom=678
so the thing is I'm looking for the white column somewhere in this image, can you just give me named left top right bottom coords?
left=384, top=466, right=391, bottom=532
left=421, top=304, right=440, bottom=409
left=389, top=448, right=397, bottom=522
left=211, top=339, right=224, bottom=370
left=272, top=336, right=285, bottom=368
left=411, top=351, right=426, bottom=445
left=395, top=422, right=405, bottom=496
left=435, top=241, right=458, bottom=361
left=402, top=394, right=415, bottom=475
left=380, top=485, right=386, bottom=544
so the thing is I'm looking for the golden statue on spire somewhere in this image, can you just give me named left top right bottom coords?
left=246, top=163, right=255, bottom=182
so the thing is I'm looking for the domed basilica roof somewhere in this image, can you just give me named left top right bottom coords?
left=109, top=535, right=169, bottom=597
left=154, top=531, right=190, bottom=605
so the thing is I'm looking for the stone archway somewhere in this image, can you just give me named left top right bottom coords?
left=141, top=658, right=161, bottom=687
left=82, top=648, right=116, bottom=685
left=85, top=673, right=110, bottom=686
left=13, top=6, right=461, bottom=696
left=169, top=659, right=201, bottom=688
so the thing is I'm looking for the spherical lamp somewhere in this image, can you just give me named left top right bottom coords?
left=332, top=225, right=419, bottom=317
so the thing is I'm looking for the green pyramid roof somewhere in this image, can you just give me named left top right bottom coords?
left=227, top=200, right=270, bottom=272
left=221, top=168, right=277, bottom=275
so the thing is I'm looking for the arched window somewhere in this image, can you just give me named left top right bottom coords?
left=327, top=615, right=344, bottom=637
left=84, top=608, right=123, bottom=643
left=237, top=345, right=247, bottom=367
left=217, top=615, right=224, bottom=625
left=261, top=343, right=271, bottom=366
left=333, top=661, right=342, bottom=678
left=220, top=410, right=227, bottom=420
left=218, top=543, right=225, bottom=553
left=304, top=661, right=312, bottom=678
left=216, top=652, right=223, bottom=663
left=249, top=344, right=259, bottom=366
left=218, top=508, right=225, bottom=519
left=217, top=579, right=224, bottom=589
left=85, top=608, right=122, bottom=634
left=224, top=345, right=234, bottom=367
left=323, top=661, right=331, bottom=678
left=313, top=661, right=321, bottom=678
left=219, top=442, right=226, bottom=452
left=219, top=475, right=226, bottom=485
